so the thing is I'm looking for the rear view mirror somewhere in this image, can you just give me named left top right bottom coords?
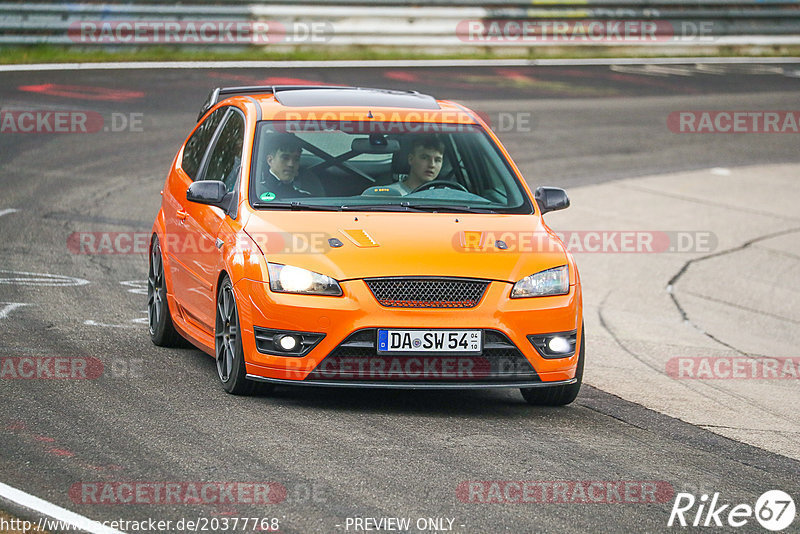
left=535, top=187, right=570, bottom=215
left=351, top=135, right=400, bottom=154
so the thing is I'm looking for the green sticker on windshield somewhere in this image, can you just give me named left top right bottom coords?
left=259, top=192, right=276, bottom=202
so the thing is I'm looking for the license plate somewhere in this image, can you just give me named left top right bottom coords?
left=377, top=329, right=482, bottom=354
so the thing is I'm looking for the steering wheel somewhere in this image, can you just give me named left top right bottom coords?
left=409, top=180, right=468, bottom=194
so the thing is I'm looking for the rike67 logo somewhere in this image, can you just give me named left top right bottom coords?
left=668, top=490, right=795, bottom=531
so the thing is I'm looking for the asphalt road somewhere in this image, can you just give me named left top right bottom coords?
left=1, top=64, right=799, bottom=534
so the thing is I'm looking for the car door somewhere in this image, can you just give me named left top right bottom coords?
left=175, top=108, right=246, bottom=333
left=163, top=107, right=228, bottom=334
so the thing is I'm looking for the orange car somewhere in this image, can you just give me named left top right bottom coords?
left=148, top=85, right=583, bottom=405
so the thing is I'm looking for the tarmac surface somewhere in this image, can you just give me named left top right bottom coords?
left=0, top=63, right=798, bottom=533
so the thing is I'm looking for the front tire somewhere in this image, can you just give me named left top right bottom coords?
left=521, top=325, right=584, bottom=406
left=215, top=276, right=255, bottom=395
left=148, top=235, right=183, bottom=347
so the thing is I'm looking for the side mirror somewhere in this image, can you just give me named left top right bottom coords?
left=534, top=186, right=570, bottom=215
left=186, top=181, right=231, bottom=211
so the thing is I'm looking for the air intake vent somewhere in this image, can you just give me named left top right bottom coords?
left=365, top=277, right=489, bottom=308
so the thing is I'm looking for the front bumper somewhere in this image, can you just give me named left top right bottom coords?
left=245, top=375, right=578, bottom=390
left=235, top=277, right=582, bottom=386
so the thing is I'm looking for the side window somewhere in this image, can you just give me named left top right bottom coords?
left=181, top=108, right=225, bottom=181
left=202, top=111, right=245, bottom=192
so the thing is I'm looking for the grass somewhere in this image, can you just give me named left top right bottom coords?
left=1, top=44, right=799, bottom=64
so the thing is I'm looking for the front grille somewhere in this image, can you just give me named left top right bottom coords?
left=365, top=277, right=489, bottom=308
left=305, top=329, right=539, bottom=383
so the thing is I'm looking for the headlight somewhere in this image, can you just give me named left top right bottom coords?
left=510, top=265, right=569, bottom=298
left=267, top=263, right=342, bottom=296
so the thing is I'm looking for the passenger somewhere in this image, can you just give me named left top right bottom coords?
left=365, top=134, right=445, bottom=195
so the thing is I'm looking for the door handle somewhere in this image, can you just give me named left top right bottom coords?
left=176, top=209, right=188, bottom=221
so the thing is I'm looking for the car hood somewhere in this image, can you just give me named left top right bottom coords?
left=243, top=211, right=567, bottom=283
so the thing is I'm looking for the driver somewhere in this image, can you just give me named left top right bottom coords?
left=258, top=133, right=310, bottom=200
left=367, top=134, right=444, bottom=195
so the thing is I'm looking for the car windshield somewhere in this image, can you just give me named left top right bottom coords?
left=248, top=120, right=534, bottom=214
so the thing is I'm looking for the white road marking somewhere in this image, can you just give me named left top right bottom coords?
left=83, top=320, right=138, bottom=328
left=0, top=302, right=28, bottom=319
left=0, top=208, right=19, bottom=218
left=711, top=167, right=732, bottom=176
left=613, top=63, right=795, bottom=78
left=610, top=64, right=698, bottom=77
left=119, top=280, right=147, bottom=295
left=0, top=57, right=798, bottom=72
left=0, top=270, right=90, bottom=287
left=0, top=481, right=125, bottom=534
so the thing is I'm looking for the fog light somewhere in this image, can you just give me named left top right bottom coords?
left=276, top=335, right=299, bottom=352
left=548, top=336, right=571, bottom=354
left=254, top=327, right=325, bottom=357
left=527, top=330, right=578, bottom=359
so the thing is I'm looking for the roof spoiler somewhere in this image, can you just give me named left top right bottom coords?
left=196, top=85, right=426, bottom=122
left=197, top=85, right=356, bottom=122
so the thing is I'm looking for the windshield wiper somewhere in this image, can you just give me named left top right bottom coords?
left=252, top=202, right=343, bottom=211
left=251, top=202, right=490, bottom=213
left=410, top=204, right=497, bottom=214
left=339, top=204, right=425, bottom=212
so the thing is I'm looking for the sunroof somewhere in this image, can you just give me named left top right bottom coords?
left=275, top=88, right=440, bottom=110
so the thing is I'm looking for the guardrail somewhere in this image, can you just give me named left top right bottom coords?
left=1, top=1, right=798, bottom=48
